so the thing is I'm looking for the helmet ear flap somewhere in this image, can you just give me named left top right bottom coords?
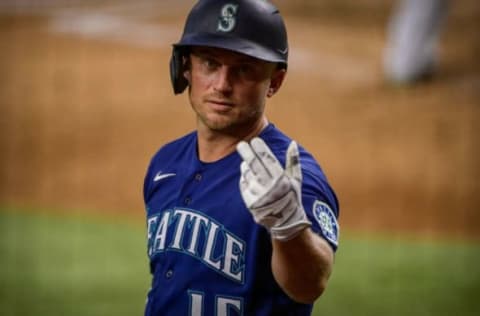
left=170, top=47, right=189, bottom=94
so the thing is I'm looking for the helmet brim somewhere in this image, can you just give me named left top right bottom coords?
left=174, top=33, right=287, bottom=65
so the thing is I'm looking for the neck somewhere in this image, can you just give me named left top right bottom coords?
left=197, top=117, right=268, bottom=163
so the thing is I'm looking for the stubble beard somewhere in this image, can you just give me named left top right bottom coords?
left=196, top=106, right=264, bottom=136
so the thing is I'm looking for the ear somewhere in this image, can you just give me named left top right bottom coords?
left=183, top=69, right=191, bottom=83
left=267, top=68, right=286, bottom=98
left=183, top=56, right=192, bottom=84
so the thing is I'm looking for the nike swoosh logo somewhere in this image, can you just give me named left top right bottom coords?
left=153, top=172, right=176, bottom=182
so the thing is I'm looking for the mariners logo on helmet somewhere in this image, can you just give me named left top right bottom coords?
left=217, top=4, right=238, bottom=33
left=313, top=200, right=339, bottom=247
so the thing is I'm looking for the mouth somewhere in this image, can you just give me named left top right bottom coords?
left=208, top=98, right=234, bottom=105
left=206, top=99, right=234, bottom=111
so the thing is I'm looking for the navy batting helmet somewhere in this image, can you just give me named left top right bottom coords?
left=170, top=0, right=289, bottom=94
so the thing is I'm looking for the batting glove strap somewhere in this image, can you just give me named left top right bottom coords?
left=270, top=217, right=312, bottom=241
left=249, top=189, right=312, bottom=241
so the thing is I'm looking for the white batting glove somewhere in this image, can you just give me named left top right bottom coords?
left=237, top=137, right=312, bottom=241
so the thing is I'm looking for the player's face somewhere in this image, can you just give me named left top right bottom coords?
left=186, top=47, right=285, bottom=134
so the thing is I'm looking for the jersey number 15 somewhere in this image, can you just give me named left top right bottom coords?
left=189, top=290, right=243, bottom=316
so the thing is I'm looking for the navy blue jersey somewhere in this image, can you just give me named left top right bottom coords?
left=143, top=124, right=339, bottom=316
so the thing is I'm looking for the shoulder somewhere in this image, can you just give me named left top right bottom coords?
left=260, top=124, right=324, bottom=178
left=261, top=123, right=339, bottom=217
left=143, top=131, right=196, bottom=198
left=153, top=131, right=196, bottom=157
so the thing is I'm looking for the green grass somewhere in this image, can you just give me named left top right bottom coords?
left=0, top=208, right=150, bottom=316
left=314, top=234, right=480, bottom=316
left=1, top=208, right=479, bottom=316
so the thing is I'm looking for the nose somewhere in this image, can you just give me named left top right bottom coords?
left=213, top=66, right=233, bottom=94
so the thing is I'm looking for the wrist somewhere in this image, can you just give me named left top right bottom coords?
left=270, top=212, right=311, bottom=241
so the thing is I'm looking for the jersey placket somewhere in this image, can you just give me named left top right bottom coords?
left=177, top=167, right=204, bottom=207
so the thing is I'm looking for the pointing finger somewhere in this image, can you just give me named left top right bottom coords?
left=285, top=140, right=302, bottom=182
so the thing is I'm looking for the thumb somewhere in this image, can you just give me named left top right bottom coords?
left=285, top=141, right=302, bottom=182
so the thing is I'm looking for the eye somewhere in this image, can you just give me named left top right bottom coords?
left=200, top=56, right=219, bottom=71
left=237, top=64, right=254, bottom=76
left=235, top=63, right=264, bottom=81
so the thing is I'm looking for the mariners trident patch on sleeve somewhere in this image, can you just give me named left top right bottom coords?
left=313, top=200, right=339, bottom=247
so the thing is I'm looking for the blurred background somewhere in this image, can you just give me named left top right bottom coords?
left=0, top=0, right=479, bottom=315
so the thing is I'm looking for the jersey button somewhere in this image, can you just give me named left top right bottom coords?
left=165, top=269, right=174, bottom=279
left=195, top=173, right=202, bottom=181
left=184, top=197, right=191, bottom=205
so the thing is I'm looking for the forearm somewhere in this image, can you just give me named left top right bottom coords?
left=271, top=228, right=334, bottom=304
left=236, top=138, right=336, bottom=302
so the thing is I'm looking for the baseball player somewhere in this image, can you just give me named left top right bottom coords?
left=143, top=1, right=339, bottom=315
left=384, top=0, right=449, bottom=84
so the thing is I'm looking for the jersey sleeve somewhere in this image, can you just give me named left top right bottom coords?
left=301, top=165, right=340, bottom=252
left=265, top=132, right=340, bottom=252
